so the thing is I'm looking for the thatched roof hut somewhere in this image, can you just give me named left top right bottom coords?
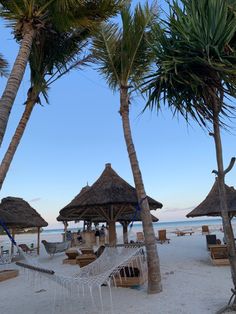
left=58, top=163, right=162, bottom=243
left=0, top=197, right=48, bottom=228
left=59, top=163, right=162, bottom=218
left=186, top=180, right=236, bottom=218
left=57, top=185, right=91, bottom=222
left=0, top=197, right=48, bottom=255
left=117, top=212, right=158, bottom=223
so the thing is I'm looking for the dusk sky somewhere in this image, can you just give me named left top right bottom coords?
left=0, top=1, right=236, bottom=229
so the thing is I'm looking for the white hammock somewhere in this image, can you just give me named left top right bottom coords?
left=16, top=245, right=147, bottom=313
left=16, top=245, right=146, bottom=288
left=41, top=240, right=70, bottom=255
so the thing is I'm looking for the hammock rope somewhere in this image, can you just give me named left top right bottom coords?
left=129, top=196, right=147, bottom=231
left=0, top=219, right=16, bottom=246
left=16, top=245, right=146, bottom=291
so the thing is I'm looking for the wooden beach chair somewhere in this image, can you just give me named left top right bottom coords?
left=206, top=234, right=217, bottom=250
left=156, top=230, right=170, bottom=244
left=136, top=232, right=145, bottom=243
left=209, top=245, right=229, bottom=266
left=175, top=230, right=194, bottom=236
left=18, top=244, right=37, bottom=254
left=202, top=225, right=210, bottom=235
left=113, top=255, right=148, bottom=288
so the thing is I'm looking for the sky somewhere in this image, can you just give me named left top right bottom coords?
left=0, top=1, right=236, bottom=229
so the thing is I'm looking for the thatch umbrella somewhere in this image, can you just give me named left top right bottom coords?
left=0, top=197, right=48, bottom=254
left=58, top=163, right=162, bottom=244
left=186, top=179, right=236, bottom=218
left=57, top=185, right=91, bottom=239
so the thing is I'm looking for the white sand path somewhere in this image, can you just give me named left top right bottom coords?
left=0, top=230, right=235, bottom=314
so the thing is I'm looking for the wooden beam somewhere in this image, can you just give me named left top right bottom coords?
left=114, top=205, right=126, bottom=220
left=95, top=207, right=110, bottom=221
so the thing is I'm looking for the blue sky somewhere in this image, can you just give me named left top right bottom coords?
left=0, top=1, right=236, bottom=229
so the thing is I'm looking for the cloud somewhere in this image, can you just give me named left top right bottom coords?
left=161, top=206, right=195, bottom=213
left=29, top=197, right=41, bottom=202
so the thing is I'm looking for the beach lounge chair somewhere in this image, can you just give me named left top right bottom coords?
left=206, top=234, right=217, bottom=250
left=42, top=240, right=70, bottom=256
left=136, top=232, right=145, bottom=243
left=113, top=254, right=148, bottom=288
left=202, top=225, right=210, bottom=235
left=18, top=244, right=37, bottom=254
left=209, top=245, right=229, bottom=266
left=174, top=229, right=194, bottom=236
left=156, top=230, right=170, bottom=244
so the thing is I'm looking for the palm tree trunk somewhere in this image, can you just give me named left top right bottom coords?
left=212, top=98, right=236, bottom=294
left=120, top=86, right=162, bottom=294
left=0, top=26, right=35, bottom=147
left=0, top=90, right=37, bottom=191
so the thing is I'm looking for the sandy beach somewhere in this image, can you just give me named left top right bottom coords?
left=0, top=224, right=235, bottom=314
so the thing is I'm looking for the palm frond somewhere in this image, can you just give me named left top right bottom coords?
left=29, top=25, right=90, bottom=103
left=92, top=1, right=157, bottom=91
left=0, top=53, right=8, bottom=77
left=143, top=0, right=236, bottom=129
left=92, top=22, right=121, bottom=90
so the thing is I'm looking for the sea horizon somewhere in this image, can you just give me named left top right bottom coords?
left=42, top=217, right=230, bottom=234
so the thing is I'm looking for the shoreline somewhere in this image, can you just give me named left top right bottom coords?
left=0, top=219, right=228, bottom=251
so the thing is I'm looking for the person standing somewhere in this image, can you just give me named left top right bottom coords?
left=95, top=228, right=100, bottom=247
left=104, top=225, right=109, bottom=245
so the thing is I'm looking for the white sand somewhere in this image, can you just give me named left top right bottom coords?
left=0, top=225, right=235, bottom=314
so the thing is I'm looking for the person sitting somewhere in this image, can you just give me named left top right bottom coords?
left=66, top=230, right=72, bottom=242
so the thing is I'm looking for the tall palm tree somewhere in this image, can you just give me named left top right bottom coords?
left=92, top=2, right=162, bottom=294
left=143, top=0, right=236, bottom=307
left=0, top=27, right=91, bottom=191
left=0, top=0, right=121, bottom=147
left=0, top=53, right=8, bottom=77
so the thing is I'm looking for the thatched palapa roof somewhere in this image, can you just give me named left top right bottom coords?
left=118, top=212, right=158, bottom=223
left=58, top=163, right=162, bottom=222
left=57, top=185, right=91, bottom=222
left=186, top=179, right=236, bottom=218
left=0, top=197, right=48, bottom=228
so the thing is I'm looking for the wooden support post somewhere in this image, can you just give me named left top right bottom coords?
left=63, top=221, right=68, bottom=241
left=123, top=222, right=129, bottom=244
left=37, top=227, right=40, bottom=255
left=108, top=220, right=116, bottom=245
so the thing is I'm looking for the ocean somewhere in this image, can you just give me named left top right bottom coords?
left=1, top=217, right=235, bottom=251
left=42, top=218, right=227, bottom=235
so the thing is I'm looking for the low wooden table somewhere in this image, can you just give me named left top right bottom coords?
left=0, top=269, right=19, bottom=282
left=80, top=248, right=94, bottom=255
left=63, top=258, right=78, bottom=265
left=76, top=254, right=96, bottom=267
left=65, top=249, right=79, bottom=259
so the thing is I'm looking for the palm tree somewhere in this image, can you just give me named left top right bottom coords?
left=143, top=0, right=236, bottom=308
left=0, top=53, right=8, bottom=77
left=0, top=0, right=121, bottom=147
left=0, top=27, right=91, bottom=191
left=92, top=2, right=162, bottom=294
